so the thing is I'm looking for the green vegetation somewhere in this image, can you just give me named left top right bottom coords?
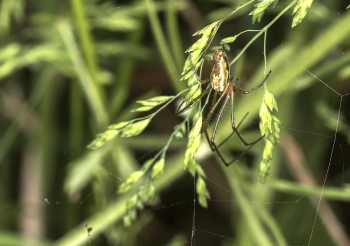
left=0, top=0, right=349, bottom=245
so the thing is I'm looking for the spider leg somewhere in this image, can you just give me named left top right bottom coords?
left=230, top=91, right=265, bottom=146
left=188, top=52, right=210, bottom=84
left=204, top=90, right=263, bottom=166
left=176, top=87, right=211, bottom=115
left=216, top=112, right=258, bottom=167
left=202, top=84, right=231, bottom=134
left=203, top=82, right=236, bottom=151
left=216, top=112, right=249, bottom=148
left=236, top=70, right=272, bottom=94
left=204, top=93, right=230, bottom=155
left=205, top=128, right=259, bottom=167
left=176, top=52, right=212, bottom=116
left=205, top=134, right=253, bottom=166
left=222, top=144, right=256, bottom=166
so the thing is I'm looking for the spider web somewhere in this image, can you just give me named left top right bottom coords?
left=65, top=53, right=349, bottom=245
left=131, top=68, right=350, bottom=246
left=3, top=49, right=350, bottom=246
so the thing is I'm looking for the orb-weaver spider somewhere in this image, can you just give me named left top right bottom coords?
left=176, top=48, right=271, bottom=166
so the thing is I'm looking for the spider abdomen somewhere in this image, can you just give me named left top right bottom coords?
left=210, top=50, right=230, bottom=92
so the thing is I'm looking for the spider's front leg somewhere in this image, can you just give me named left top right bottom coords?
left=236, top=70, right=272, bottom=94
left=176, top=52, right=212, bottom=115
left=187, top=52, right=210, bottom=85
left=175, top=86, right=211, bottom=116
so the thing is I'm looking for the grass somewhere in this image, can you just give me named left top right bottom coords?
left=0, top=0, right=350, bottom=245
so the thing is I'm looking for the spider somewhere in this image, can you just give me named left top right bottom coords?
left=176, top=48, right=271, bottom=166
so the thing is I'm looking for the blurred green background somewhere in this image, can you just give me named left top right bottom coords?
left=0, top=0, right=350, bottom=245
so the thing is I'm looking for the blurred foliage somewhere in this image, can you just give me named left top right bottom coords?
left=0, top=0, right=350, bottom=246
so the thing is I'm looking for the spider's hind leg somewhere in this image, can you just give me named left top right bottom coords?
left=216, top=112, right=249, bottom=148
left=203, top=112, right=256, bottom=165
